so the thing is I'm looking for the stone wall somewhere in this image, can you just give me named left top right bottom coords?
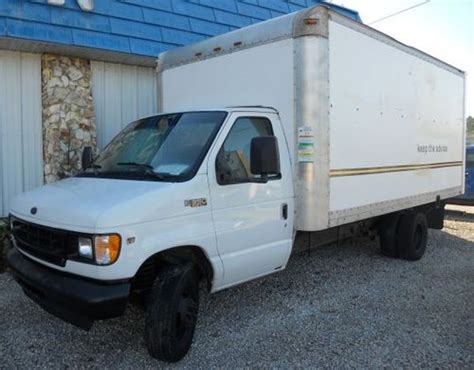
left=42, top=54, right=96, bottom=183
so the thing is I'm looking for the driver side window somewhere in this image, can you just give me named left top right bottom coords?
left=216, top=117, right=274, bottom=185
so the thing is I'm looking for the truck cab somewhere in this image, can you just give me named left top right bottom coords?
left=7, top=107, right=294, bottom=361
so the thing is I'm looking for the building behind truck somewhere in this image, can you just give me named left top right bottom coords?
left=0, top=0, right=360, bottom=217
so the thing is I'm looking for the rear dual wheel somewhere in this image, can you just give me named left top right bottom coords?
left=397, top=211, right=428, bottom=261
left=378, top=210, right=428, bottom=261
left=377, top=213, right=401, bottom=258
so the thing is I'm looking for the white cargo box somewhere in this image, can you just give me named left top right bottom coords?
left=157, top=5, right=466, bottom=232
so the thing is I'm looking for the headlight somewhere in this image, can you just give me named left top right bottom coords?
left=77, top=234, right=121, bottom=265
left=78, top=237, right=93, bottom=259
left=94, top=234, right=121, bottom=265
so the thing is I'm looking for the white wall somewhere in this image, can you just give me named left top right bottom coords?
left=0, top=51, right=43, bottom=217
left=91, top=61, right=158, bottom=149
left=328, top=20, right=464, bottom=214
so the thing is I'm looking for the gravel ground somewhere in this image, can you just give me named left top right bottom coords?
left=1, top=207, right=473, bottom=368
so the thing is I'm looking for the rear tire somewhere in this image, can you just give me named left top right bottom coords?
left=377, top=213, right=401, bottom=258
left=397, top=211, right=428, bottom=261
left=145, top=264, right=199, bottom=362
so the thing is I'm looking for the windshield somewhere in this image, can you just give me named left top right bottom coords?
left=79, top=111, right=227, bottom=182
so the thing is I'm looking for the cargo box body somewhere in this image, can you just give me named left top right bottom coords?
left=157, top=6, right=466, bottom=232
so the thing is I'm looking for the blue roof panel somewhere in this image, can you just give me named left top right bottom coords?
left=0, top=1, right=362, bottom=60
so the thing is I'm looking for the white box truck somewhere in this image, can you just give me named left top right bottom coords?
left=7, top=5, right=465, bottom=362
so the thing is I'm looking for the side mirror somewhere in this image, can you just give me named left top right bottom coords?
left=250, top=136, right=280, bottom=177
left=81, top=146, right=93, bottom=170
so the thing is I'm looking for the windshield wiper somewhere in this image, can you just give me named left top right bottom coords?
left=82, top=163, right=102, bottom=175
left=116, top=162, right=174, bottom=180
left=117, top=162, right=153, bottom=171
left=83, top=163, right=102, bottom=170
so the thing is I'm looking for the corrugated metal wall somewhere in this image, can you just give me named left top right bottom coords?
left=91, top=61, right=158, bottom=149
left=0, top=51, right=43, bottom=217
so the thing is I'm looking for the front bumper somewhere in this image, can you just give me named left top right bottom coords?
left=7, top=248, right=130, bottom=330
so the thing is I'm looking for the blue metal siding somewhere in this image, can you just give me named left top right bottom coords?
left=258, top=0, right=290, bottom=12
left=236, top=3, right=271, bottom=20
left=72, top=28, right=130, bottom=52
left=109, top=18, right=162, bottom=42
left=189, top=18, right=231, bottom=36
left=49, top=6, right=111, bottom=32
left=214, top=9, right=253, bottom=28
left=6, top=18, right=74, bottom=44
left=94, top=1, right=144, bottom=21
left=0, top=1, right=361, bottom=58
left=142, top=9, right=190, bottom=31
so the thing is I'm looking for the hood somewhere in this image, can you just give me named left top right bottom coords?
left=9, top=177, right=195, bottom=230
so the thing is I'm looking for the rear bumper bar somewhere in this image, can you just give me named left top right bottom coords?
left=7, top=248, right=130, bottom=330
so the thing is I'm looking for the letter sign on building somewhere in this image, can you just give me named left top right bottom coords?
left=47, top=0, right=94, bottom=11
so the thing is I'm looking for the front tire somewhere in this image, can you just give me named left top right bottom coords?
left=397, top=211, right=428, bottom=261
left=145, top=264, right=199, bottom=362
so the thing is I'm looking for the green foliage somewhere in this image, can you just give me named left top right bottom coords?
left=0, top=223, right=5, bottom=241
left=467, top=117, right=474, bottom=145
left=0, top=219, right=8, bottom=239
left=467, top=116, right=474, bottom=131
left=0, top=221, right=7, bottom=272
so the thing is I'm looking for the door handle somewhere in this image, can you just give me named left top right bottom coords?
left=281, top=203, right=288, bottom=220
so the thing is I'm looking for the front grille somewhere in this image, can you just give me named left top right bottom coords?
left=11, top=217, right=79, bottom=267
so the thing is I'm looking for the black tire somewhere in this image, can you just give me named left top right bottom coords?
left=377, top=213, right=401, bottom=258
left=397, top=211, right=428, bottom=261
left=145, top=264, right=199, bottom=362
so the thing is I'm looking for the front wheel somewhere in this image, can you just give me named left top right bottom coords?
left=145, top=264, right=199, bottom=362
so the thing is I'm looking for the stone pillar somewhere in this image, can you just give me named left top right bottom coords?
left=41, top=54, right=97, bottom=183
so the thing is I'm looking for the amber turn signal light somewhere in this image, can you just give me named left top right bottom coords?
left=94, top=234, right=121, bottom=265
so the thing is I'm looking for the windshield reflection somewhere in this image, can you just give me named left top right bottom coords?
left=78, top=111, right=227, bottom=182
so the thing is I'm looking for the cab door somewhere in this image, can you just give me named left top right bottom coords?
left=207, top=112, right=294, bottom=289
